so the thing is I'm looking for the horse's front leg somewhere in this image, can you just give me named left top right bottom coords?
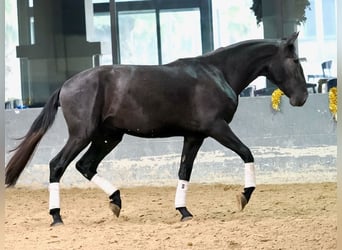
left=175, top=136, right=204, bottom=221
left=209, top=121, right=256, bottom=211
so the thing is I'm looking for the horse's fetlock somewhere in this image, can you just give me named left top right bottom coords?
left=110, top=190, right=122, bottom=209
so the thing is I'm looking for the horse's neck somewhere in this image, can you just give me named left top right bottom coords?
left=203, top=42, right=278, bottom=95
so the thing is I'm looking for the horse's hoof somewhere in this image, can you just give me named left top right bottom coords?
left=50, top=220, right=64, bottom=227
left=176, top=207, right=193, bottom=222
left=180, top=215, right=193, bottom=222
left=236, top=193, right=248, bottom=211
left=110, top=203, right=121, bottom=217
left=50, top=209, right=64, bottom=227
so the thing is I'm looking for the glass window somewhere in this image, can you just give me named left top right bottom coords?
left=11, top=0, right=338, bottom=103
left=93, top=0, right=212, bottom=65
left=300, top=0, right=317, bottom=39
left=5, top=0, right=22, bottom=100
left=298, top=0, right=337, bottom=78
left=93, top=13, right=112, bottom=65
left=160, top=8, right=202, bottom=64
left=212, top=0, right=264, bottom=90
left=212, top=0, right=263, bottom=48
left=92, top=0, right=109, bottom=3
left=29, top=17, right=35, bottom=45
left=118, top=10, right=158, bottom=65
left=322, top=0, right=336, bottom=38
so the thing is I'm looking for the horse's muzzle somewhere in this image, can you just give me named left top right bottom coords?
left=290, top=91, right=308, bottom=107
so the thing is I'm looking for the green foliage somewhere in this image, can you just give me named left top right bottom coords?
left=250, top=0, right=311, bottom=25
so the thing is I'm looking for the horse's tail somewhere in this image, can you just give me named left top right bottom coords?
left=5, top=88, right=61, bottom=187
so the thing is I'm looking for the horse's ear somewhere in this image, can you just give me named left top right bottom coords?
left=285, top=32, right=299, bottom=46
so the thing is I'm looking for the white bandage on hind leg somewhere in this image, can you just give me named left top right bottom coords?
left=91, top=174, right=118, bottom=196
left=49, top=182, right=60, bottom=210
left=175, top=180, right=189, bottom=208
left=245, top=162, right=256, bottom=188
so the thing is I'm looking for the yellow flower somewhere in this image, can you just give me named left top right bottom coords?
left=271, top=88, right=284, bottom=111
left=328, top=87, right=337, bottom=121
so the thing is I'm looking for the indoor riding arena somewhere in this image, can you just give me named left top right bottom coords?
left=5, top=95, right=337, bottom=249
left=4, top=0, right=339, bottom=249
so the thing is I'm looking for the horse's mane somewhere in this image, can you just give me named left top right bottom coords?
left=167, top=38, right=281, bottom=66
left=201, top=38, right=281, bottom=58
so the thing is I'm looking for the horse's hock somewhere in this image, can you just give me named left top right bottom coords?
left=5, top=94, right=336, bottom=188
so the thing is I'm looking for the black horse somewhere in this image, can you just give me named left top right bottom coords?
left=5, top=32, right=308, bottom=226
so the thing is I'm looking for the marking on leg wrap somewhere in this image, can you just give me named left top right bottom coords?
left=91, top=174, right=118, bottom=196
left=245, top=162, right=256, bottom=188
left=175, top=180, right=189, bottom=208
left=49, top=182, right=60, bottom=210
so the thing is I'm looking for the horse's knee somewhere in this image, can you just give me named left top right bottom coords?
left=76, top=161, right=96, bottom=180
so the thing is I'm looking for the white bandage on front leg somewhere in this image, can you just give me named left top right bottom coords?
left=175, top=180, right=189, bottom=208
left=91, top=174, right=118, bottom=196
left=245, top=162, right=256, bottom=188
left=49, top=182, right=60, bottom=210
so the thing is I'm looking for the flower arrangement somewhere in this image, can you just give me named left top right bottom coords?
left=328, top=87, right=337, bottom=121
left=271, top=87, right=337, bottom=120
left=271, top=88, right=284, bottom=111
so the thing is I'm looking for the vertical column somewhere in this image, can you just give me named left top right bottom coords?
left=110, top=0, right=119, bottom=64
left=261, top=0, right=299, bottom=89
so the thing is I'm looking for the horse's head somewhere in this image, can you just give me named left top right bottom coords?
left=266, top=32, right=308, bottom=106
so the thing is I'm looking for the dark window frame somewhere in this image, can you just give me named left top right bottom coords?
left=93, top=0, right=213, bottom=64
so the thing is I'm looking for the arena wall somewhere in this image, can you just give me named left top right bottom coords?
left=5, top=94, right=337, bottom=188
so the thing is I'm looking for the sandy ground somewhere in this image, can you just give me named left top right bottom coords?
left=5, top=182, right=337, bottom=250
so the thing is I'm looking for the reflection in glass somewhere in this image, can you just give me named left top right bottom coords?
left=29, top=17, right=35, bottom=45
left=212, top=0, right=263, bottom=48
left=160, top=9, right=202, bottom=64
left=322, top=0, right=336, bottom=38
left=94, top=13, right=112, bottom=65
left=118, top=11, right=158, bottom=65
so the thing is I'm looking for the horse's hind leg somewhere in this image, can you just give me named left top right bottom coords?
left=76, top=133, right=123, bottom=217
left=175, top=136, right=204, bottom=221
left=208, top=120, right=255, bottom=211
left=49, top=136, right=91, bottom=226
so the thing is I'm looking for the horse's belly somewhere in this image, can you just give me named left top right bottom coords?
left=103, top=109, right=204, bottom=138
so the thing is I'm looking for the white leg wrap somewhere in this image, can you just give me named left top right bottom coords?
left=91, top=174, right=118, bottom=196
left=245, top=162, right=256, bottom=188
left=49, top=182, right=60, bottom=210
left=175, top=180, right=189, bottom=208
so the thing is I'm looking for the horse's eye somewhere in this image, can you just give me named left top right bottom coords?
left=293, top=59, right=299, bottom=63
